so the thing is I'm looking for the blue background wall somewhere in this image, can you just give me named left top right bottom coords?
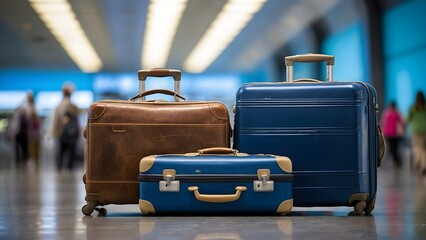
left=321, top=22, right=368, bottom=83
left=0, top=70, right=95, bottom=93
left=383, top=0, right=426, bottom=115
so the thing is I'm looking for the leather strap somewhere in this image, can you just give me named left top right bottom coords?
left=129, top=89, right=185, bottom=101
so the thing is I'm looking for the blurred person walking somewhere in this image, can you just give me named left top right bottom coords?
left=28, top=106, right=41, bottom=168
left=381, top=101, right=405, bottom=168
left=9, top=93, right=39, bottom=168
left=406, top=91, right=426, bottom=175
left=53, top=84, right=80, bottom=171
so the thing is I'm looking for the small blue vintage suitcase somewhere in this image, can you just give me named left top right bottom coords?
left=234, top=54, right=385, bottom=214
left=138, top=148, right=293, bottom=215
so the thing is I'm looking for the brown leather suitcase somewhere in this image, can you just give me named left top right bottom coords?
left=82, top=69, right=230, bottom=215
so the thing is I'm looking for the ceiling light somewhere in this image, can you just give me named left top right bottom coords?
left=141, top=0, right=188, bottom=69
left=184, top=0, right=267, bottom=73
left=29, top=0, right=102, bottom=72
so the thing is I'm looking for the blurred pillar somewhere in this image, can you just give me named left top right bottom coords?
left=364, top=0, right=385, bottom=113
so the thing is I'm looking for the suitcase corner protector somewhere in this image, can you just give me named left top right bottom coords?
left=275, top=156, right=292, bottom=173
left=348, top=193, right=369, bottom=205
left=88, top=104, right=106, bottom=120
left=208, top=103, right=230, bottom=121
left=140, top=155, right=156, bottom=173
left=139, top=199, right=156, bottom=215
left=276, top=199, right=293, bottom=215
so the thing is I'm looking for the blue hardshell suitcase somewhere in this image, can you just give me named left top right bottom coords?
left=233, top=54, right=385, bottom=214
left=138, top=148, right=293, bottom=215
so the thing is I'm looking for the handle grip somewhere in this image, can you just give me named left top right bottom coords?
left=138, top=68, right=181, bottom=81
left=129, top=89, right=185, bottom=101
left=285, top=53, right=334, bottom=82
left=188, top=186, right=247, bottom=203
left=197, top=147, right=238, bottom=155
left=285, top=53, right=334, bottom=66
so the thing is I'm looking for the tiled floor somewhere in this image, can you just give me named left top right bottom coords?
left=1, top=149, right=426, bottom=239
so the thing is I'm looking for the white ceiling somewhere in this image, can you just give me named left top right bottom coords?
left=0, top=0, right=365, bottom=74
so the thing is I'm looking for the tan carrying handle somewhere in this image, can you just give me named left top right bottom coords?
left=188, top=186, right=247, bottom=203
left=285, top=53, right=334, bottom=82
left=197, top=147, right=238, bottom=155
left=129, top=89, right=185, bottom=101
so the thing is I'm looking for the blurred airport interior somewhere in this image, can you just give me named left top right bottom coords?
left=1, top=0, right=426, bottom=128
left=1, top=0, right=426, bottom=239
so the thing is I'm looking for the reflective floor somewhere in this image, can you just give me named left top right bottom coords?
left=1, top=145, right=426, bottom=239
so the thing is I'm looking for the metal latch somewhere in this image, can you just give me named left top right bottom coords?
left=254, top=169, right=274, bottom=192
left=159, top=169, right=179, bottom=192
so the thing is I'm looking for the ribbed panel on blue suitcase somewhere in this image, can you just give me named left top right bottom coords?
left=233, top=54, right=385, bottom=215
left=138, top=148, right=293, bottom=215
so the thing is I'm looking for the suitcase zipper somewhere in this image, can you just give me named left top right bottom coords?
left=141, top=174, right=293, bottom=193
left=139, top=174, right=293, bottom=182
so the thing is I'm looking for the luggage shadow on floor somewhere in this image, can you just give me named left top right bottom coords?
left=288, top=210, right=376, bottom=217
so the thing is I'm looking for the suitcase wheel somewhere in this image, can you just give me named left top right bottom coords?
left=354, top=201, right=366, bottom=215
left=365, top=195, right=376, bottom=214
left=82, top=202, right=97, bottom=216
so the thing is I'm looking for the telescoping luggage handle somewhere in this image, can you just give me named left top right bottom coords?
left=285, top=54, right=335, bottom=83
left=137, top=68, right=181, bottom=95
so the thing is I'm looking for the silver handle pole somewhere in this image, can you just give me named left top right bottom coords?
left=174, top=81, right=180, bottom=95
left=286, top=66, right=294, bottom=83
left=139, top=80, right=146, bottom=101
left=326, top=65, right=333, bottom=82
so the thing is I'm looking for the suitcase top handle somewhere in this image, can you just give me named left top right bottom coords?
left=188, top=186, right=247, bottom=203
left=285, top=54, right=334, bottom=66
left=197, top=147, right=238, bottom=155
left=285, top=54, right=334, bottom=83
left=138, top=68, right=181, bottom=81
